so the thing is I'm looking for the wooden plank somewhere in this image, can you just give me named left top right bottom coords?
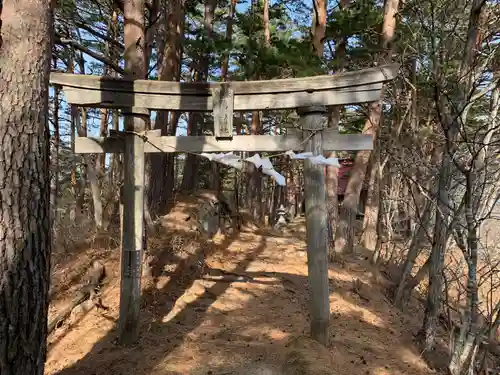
left=118, top=83, right=149, bottom=343
left=74, top=133, right=373, bottom=154
left=61, top=83, right=383, bottom=111
left=212, top=85, right=234, bottom=138
left=119, top=131, right=146, bottom=344
left=50, top=64, right=399, bottom=95
left=299, top=106, right=330, bottom=346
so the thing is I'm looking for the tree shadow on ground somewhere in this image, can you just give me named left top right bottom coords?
left=47, top=231, right=451, bottom=375
left=340, top=246, right=452, bottom=373
left=50, top=230, right=267, bottom=375
left=47, top=223, right=454, bottom=375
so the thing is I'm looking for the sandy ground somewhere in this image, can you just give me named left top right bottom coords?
left=45, top=195, right=445, bottom=375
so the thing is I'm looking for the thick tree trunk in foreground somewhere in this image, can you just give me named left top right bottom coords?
left=0, top=0, right=53, bottom=373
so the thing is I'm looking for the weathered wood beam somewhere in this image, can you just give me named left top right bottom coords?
left=74, top=133, right=373, bottom=154
left=50, top=64, right=399, bottom=95
left=212, top=85, right=234, bottom=138
left=299, top=106, right=330, bottom=346
left=60, top=83, right=383, bottom=111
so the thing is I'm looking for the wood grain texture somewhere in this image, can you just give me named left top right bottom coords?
left=119, top=0, right=147, bottom=344
left=212, top=85, right=234, bottom=138
left=300, top=107, right=330, bottom=346
left=59, top=82, right=384, bottom=111
left=74, top=134, right=373, bottom=154
left=50, top=64, right=399, bottom=94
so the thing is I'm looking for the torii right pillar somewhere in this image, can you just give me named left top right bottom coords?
left=298, top=106, right=330, bottom=346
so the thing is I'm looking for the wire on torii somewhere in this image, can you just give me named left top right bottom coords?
left=199, top=151, right=340, bottom=187
left=123, top=129, right=341, bottom=187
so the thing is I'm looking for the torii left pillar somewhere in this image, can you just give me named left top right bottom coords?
left=119, top=107, right=149, bottom=344
left=299, top=106, right=330, bottom=346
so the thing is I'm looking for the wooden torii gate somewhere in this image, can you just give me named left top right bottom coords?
left=50, top=64, right=398, bottom=345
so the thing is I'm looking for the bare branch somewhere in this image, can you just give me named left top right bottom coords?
left=74, top=20, right=124, bottom=52
left=55, top=33, right=125, bottom=75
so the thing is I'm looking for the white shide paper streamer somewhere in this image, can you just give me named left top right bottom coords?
left=199, top=150, right=341, bottom=187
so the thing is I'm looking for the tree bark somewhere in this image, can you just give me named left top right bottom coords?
left=336, top=102, right=381, bottom=254
left=394, top=147, right=441, bottom=305
left=75, top=54, right=103, bottom=228
left=181, top=0, right=216, bottom=193
left=394, top=200, right=433, bottom=306
left=323, top=0, right=349, bottom=260
left=419, top=152, right=453, bottom=351
left=51, top=86, right=61, bottom=226
left=362, top=139, right=380, bottom=255
left=311, top=0, right=326, bottom=56
left=119, top=0, right=149, bottom=344
left=335, top=0, right=399, bottom=254
left=75, top=107, right=103, bottom=229
left=247, top=111, right=264, bottom=224
left=148, top=0, right=184, bottom=216
left=420, top=0, right=486, bottom=353
left=0, top=0, right=53, bottom=372
left=69, top=99, right=78, bottom=221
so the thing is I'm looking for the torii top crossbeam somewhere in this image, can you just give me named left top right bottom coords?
left=50, top=64, right=399, bottom=154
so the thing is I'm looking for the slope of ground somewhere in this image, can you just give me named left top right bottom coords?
left=45, top=194, right=442, bottom=375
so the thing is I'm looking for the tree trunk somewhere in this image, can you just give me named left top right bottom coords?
left=323, top=0, right=349, bottom=259
left=449, top=174, right=481, bottom=375
left=420, top=0, right=486, bottom=353
left=335, top=0, right=399, bottom=254
left=247, top=111, right=264, bottom=224
left=75, top=54, right=103, bottom=227
left=394, top=147, right=442, bottom=305
left=419, top=154, right=453, bottom=351
left=401, top=255, right=430, bottom=303
left=449, top=8, right=492, bottom=367
left=98, top=109, right=108, bottom=173
left=263, top=0, right=271, bottom=46
left=311, top=0, right=327, bottom=56
left=221, top=0, right=236, bottom=80
left=181, top=111, right=200, bottom=191
left=148, top=0, right=184, bottom=216
left=75, top=108, right=103, bottom=229
left=66, top=57, right=82, bottom=221
left=362, top=137, right=380, bottom=256
left=286, top=162, right=297, bottom=218
left=335, top=103, right=380, bottom=254
left=104, top=10, right=122, bottom=226
left=51, top=86, right=61, bottom=226
left=104, top=110, right=122, bottom=229
left=0, top=0, right=53, bottom=373
left=394, top=200, right=433, bottom=306
left=181, top=0, right=216, bottom=193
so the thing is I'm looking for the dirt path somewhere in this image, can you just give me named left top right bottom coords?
left=45, top=212, right=440, bottom=375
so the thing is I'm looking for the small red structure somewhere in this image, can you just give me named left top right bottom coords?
left=326, top=158, right=368, bottom=214
left=323, top=158, right=359, bottom=197
left=300, top=158, right=368, bottom=216
left=337, top=158, right=355, bottom=197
